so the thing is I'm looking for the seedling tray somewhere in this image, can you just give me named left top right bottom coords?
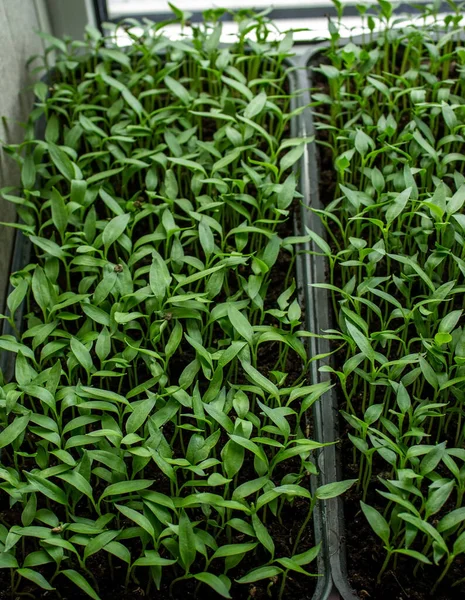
left=299, top=29, right=464, bottom=600
left=0, top=54, right=336, bottom=600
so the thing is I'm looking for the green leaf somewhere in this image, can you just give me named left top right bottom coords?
left=419, top=357, right=439, bottom=392
left=244, top=92, right=267, bottom=119
left=280, top=144, right=305, bottom=173
left=165, top=75, right=192, bottom=105
left=100, top=72, right=143, bottom=116
left=17, top=568, right=54, bottom=591
left=132, top=552, right=176, bottom=567
left=31, top=266, right=50, bottom=315
left=228, top=304, right=254, bottom=344
left=122, top=88, right=144, bottom=116
left=304, top=226, right=331, bottom=256
left=393, top=549, right=431, bottom=564
left=30, top=236, right=65, bottom=259
left=316, top=479, right=357, bottom=500
left=178, top=509, right=196, bottom=571
left=0, top=552, right=18, bottom=568
left=79, top=387, right=128, bottom=405
left=194, top=573, right=232, bottom=598
left=396, top=383, right=411, bottom=413
left=70, top=338, right=93, bottom=372
left=207, top=472, right=232, bottom=487
left=25, top=472, right=67, bottom=505
left=442, top=102, right=457, bottom=130
left=252, top=513, right=274, bottom=557
left=212, top=542, right=258, bottom=559
left=71, top=179, right=88, bottom=205
left=388, top=253, right=435, bottom=292
left=96, top=327, right=111, bottom=362
left=420, top=442, right=445, bottom=474
left=50, top=187, right=67, bottom=239
left=116, top=504, right=154, bottom=537
left=165, top=321, right=183, bottom=360
left=199, top=217, right=214, bottom=258
left=412, top=130, right=438, bottom=161
left=7, top=278, right=28, bottom=319
left=22, top=154, right=36, bottom=189
left=293, top=542, right=321, bottom=566
left=150, top=251, right=172, bottom=301
left=99, top=480, right=153, bottom=502
left=83, top=531, right=119, bottom=562
left=453, top=531, right=465, bottom=556
left=276, top=557, right=314, bottom=576
left=240, top=361, right=279, bottom=398
left=354, top=129, right=373, bottom=156
left=100, top=47, right=131, bottom=68
left=126, top=397, right=156, bottom=434
left=221, top=75, right=253, bottom=101
left=48, top=143, right=75, bottom=180
left=435, top=332, right=452, bottom=345
left=439, top=310, right=462, bottom=334
left=61, top=570, right=101, bottom=600
left=229, top=435, right=267, bottom=466
left=447, top=184, right=465, bottom=215
left=345, top=321, right=376, bottom=363
left=278, top=172, right=297, bottom=209
left=385, top=187, right=412, bottom=224
left=22, top=550, right=53, bottom=568
left=425, top=481, right=454, bottom=519
left=360, top=502, right=390, bottom=546
left=0, top=415, right=30, bottom=448
left=398, top=513, right=448, bottom=553
left=438, top=507, right=465, bottom=533
left=57, top=470, right=94, bottom=500
left=212, top=148, right=242, bottom=174
left=82, top=304, right=111, bottom=327
left=168, top=157, right=206, bottom=174
left=236, top=565, right=283, bottom=584
left=102, top=213, right=130, bottom=251
left=87, top=168, right=124, bottom=185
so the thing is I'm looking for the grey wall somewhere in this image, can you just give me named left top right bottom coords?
left=0, top=0, right=52, bottom=311
left=47, top=0, right=96, bottom=40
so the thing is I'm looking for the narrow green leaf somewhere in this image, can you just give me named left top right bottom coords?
left=61, top=570, right=101, bottom=600
left=360, top=502, right=390, bottom=546
left=178, top=509, right=196, bottom=571
left=0, top=415, right=30, bottom=448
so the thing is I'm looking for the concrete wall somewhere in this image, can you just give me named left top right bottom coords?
left=0, top=0, right=52, bottom=311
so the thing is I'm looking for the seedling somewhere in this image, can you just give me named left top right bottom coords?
left=0, top=6, right=355, bottom=599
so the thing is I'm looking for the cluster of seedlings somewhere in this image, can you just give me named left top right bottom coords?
left=0, top=7, right=354, bottom=600
left=311, top=0, right=465, bottom=597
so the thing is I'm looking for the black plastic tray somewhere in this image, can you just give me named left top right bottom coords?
left=0, top=56, right=336, bottom=600
left=292, top=62, right=336, bottom=600
left=0, top=225, right=31, bottom=382
left=297, top=41, right=361, bottom=600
